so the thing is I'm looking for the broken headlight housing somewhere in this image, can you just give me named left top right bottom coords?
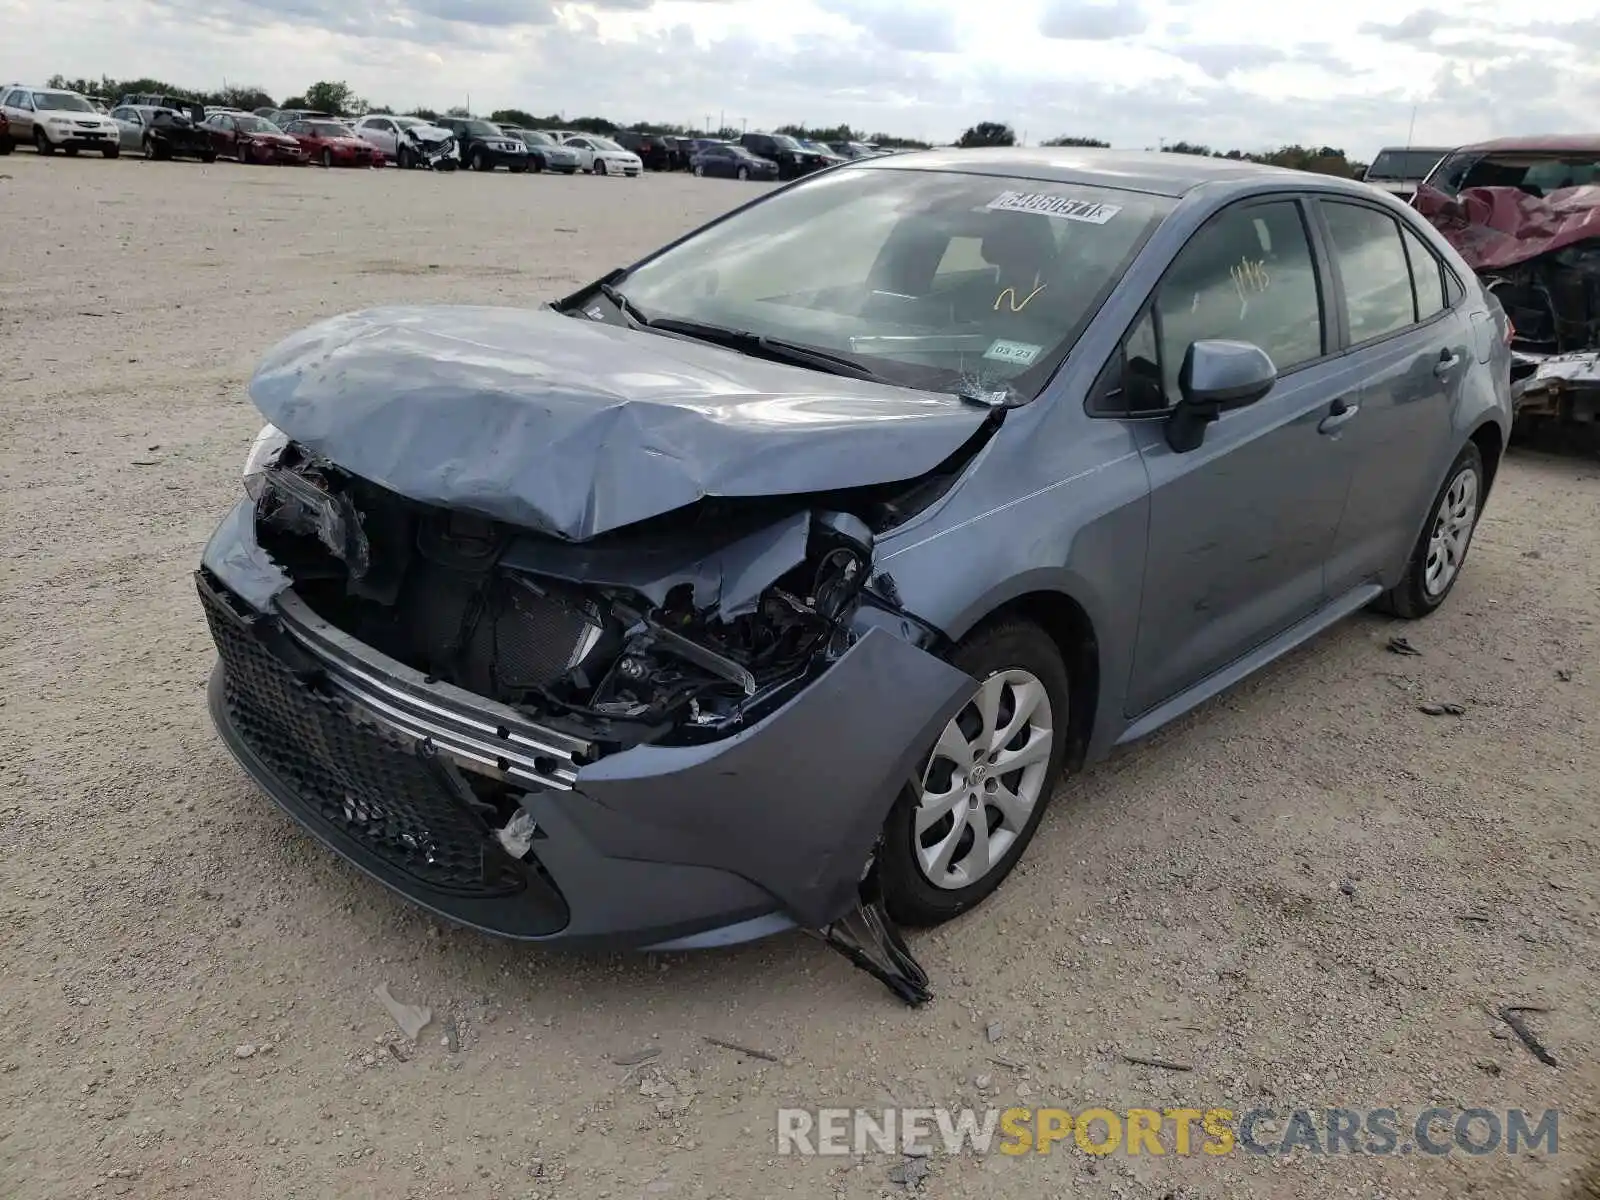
left=242, top=423, right=288, bottom=491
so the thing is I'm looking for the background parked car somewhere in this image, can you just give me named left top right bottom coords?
left=690, top=141, right=778, bottom=181
left=738, top=131, right=827, bottom=179
left=500, top=127, right=580, bottom=173
left=281, top=118, right=379, bottom=168
left=351, top=114, right=458, bottom=170
left=437, top=117, right=530, bottom=172
left=828, top=140, right=882, bottom=159
left=262, top=108, right=335, bottom=128
left=560, top=134, right=643, bottom=176
left=613, top=130, right=672, bottom=170
left=112, top=104, right=215, bottom=162
left=201, top=111, right=303, bottom=164
left=1363, top=146, right=1452, bottom=200
left=798, top=138, right=848, bottom=167
left=1, top=86, right=121, bottom=157
left=118, top=93, right=206, bottom=123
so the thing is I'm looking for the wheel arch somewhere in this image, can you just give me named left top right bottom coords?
left=1468, top=417, right=1504, bottom=497
left=944, top=584, right=1102, bottom=772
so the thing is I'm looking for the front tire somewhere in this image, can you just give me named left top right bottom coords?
left=692, top=163, right=704, bottom=176
left=321, top=148, right=333, bottom=168
left=35, top=128, right=55, bottom=155
left=737, top=165, right=749, bottom=180
left=237, top=142, right=251, bottom=164
left=0, top=136, right=13, bottom=155
left=1376, top=442, right=1485, bottom=619
left=879, top=619, right=1071, bottom=927
left=594, top=159, right=607, bottom=175
left=471, top=148, right=487, bottom=171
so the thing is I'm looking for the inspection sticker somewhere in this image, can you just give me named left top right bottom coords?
left=987, top=191, right=1122, bottom=224
left=983, top=339, right=1044, bottom=366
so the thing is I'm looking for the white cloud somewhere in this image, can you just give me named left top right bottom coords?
left=4, top=0, right=1599, bottom=156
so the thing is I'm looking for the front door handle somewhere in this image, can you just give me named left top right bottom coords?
left=1435, top=348, right=1462, bottom=378
left=1318, top=397, right=1360, bottom=435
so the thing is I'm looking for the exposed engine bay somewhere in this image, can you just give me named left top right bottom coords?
left=248, top=440, right=966, bottom=754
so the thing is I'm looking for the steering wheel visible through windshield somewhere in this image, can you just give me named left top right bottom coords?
left=612, top=166, right=1171, bottom=400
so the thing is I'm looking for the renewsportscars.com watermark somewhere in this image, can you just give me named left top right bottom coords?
left=776, top=1107, right=1561, bottom=1158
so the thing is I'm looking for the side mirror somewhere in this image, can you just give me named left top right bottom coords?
left=1165, top=339, right=1277, bottom=453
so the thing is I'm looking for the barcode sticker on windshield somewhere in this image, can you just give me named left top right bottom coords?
left=987, top=191, right=1122, bottom=224
left=984, top=339, right=1043, bottom=366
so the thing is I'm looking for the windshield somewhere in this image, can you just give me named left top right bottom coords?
left=1428, top=149, right=1600, bottom=197
left=523, top=131, right=554, bottom=146
left=1366, top=148, right=1449, bottom=180
left=36, top=93, right=95, bottom=113
left=393, top=116, right=424, bottom=128
left=591, top=137, right=625, bottom=152
left=304, top=122, right=349, bottom=137
left=614, top=168, right=1169, bottom=397
left=770, top=134, right=800, bottom=149
left=461, top=120, right=501, bottom=138
left=236, top=116, right=278, bottom=133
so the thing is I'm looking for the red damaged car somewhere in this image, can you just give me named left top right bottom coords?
left=202, top=111, right=304, bottom=164
left=1414, top=135, right=1600, bottom=434
left=282, top=118, right=383, bottom=168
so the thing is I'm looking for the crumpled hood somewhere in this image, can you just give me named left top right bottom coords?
left=1415, top=183, right=1600, bottom=270
left=248, top=304, right=990, bottom=541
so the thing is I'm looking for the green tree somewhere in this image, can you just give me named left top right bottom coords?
left=491, top=108, right=539, bottom=128
left=301, top=80, right=361, bottom=115
left=445, top=105, right=471, bottom=117
left=957, top=121, right=1016, bottom=148
left=1042, top=135, right=1109, bottom=148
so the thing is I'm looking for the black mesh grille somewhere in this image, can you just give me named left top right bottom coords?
left=199, top=577, right=527, bottom=898
left=494, top=582, right=597, bottom=689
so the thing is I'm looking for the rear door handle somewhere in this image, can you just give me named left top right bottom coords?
left=1435, top=348, right=1462, bottom=378
left=1318, top=397, right=1360, bottom=435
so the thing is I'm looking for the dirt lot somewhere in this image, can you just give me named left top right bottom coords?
left=2, top=150, right=1599, bottom=1200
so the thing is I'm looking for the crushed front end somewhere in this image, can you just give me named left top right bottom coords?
left=198, top=440, right=976, bottom=998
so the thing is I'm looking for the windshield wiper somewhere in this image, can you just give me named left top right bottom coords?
left=647, top=317, right=891, bottom=383
left=597, top=281, right=651, bottom=329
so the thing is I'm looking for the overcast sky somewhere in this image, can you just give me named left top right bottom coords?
left=5, top=0, right=1598, bottom=157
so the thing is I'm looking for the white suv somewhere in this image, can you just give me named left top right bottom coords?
left=0, top=85, right=122, bottom=157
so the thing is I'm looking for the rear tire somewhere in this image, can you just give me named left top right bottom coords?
left=35, top=128, right=55, bottom=155
left=1375, top=441, right=1485, bottom=619
left=878, top=619, right=1071, bottom=927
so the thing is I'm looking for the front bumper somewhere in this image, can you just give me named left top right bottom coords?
left=49, top=129, right=117, bottom=149
left=197, top=500, right=972, bottom=948
left=476, top=148, right=529, bottom=168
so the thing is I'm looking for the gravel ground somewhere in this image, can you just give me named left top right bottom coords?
left=2, top=151, right=1598, bottom=1200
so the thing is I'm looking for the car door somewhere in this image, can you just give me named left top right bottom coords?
left=1114, top=194, right=1362, bottom=716
left=1317, top=199, right=1471, bottom=595
left=8, top=90, right=36, bottom=139
left=111, top=107, right=140, bottom=150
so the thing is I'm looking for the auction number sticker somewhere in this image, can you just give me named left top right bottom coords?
left=987, top=191, right=1122, bottom=224
left=984, top=339, right=1043, bottom=366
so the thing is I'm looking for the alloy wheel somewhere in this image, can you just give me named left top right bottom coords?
left=1424, top=465, right=1479, bottom=597
left=913, top=669, right=1055, bottom=890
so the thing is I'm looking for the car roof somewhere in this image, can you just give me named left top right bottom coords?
left=853, top=146, right=1348, bottom=198
left=1453, top=135, right=1600, bottom=153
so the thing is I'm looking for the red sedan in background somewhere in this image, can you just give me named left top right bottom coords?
left=283, top=119, right=383, bottom=168
left=202, top=111, right=303, bottom=164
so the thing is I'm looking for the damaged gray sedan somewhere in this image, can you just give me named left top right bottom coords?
left=199, top=149, right=1513, bottom=1001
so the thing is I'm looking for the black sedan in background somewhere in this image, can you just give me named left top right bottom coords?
left=613, top=130, right=674, bottom=170
left=690, top=142, right=779, bottom=180
left=436, top=117, right=530, bottom=172
left=739, top=131, right=828, bottom=180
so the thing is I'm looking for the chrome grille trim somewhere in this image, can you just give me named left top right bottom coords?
left=273, top=590, right=592, bottom=790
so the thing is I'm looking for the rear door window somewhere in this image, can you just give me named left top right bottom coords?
left=1320, top=201, right=1418, bottom=342
left=1400, top=225, right=1446, bottom=321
